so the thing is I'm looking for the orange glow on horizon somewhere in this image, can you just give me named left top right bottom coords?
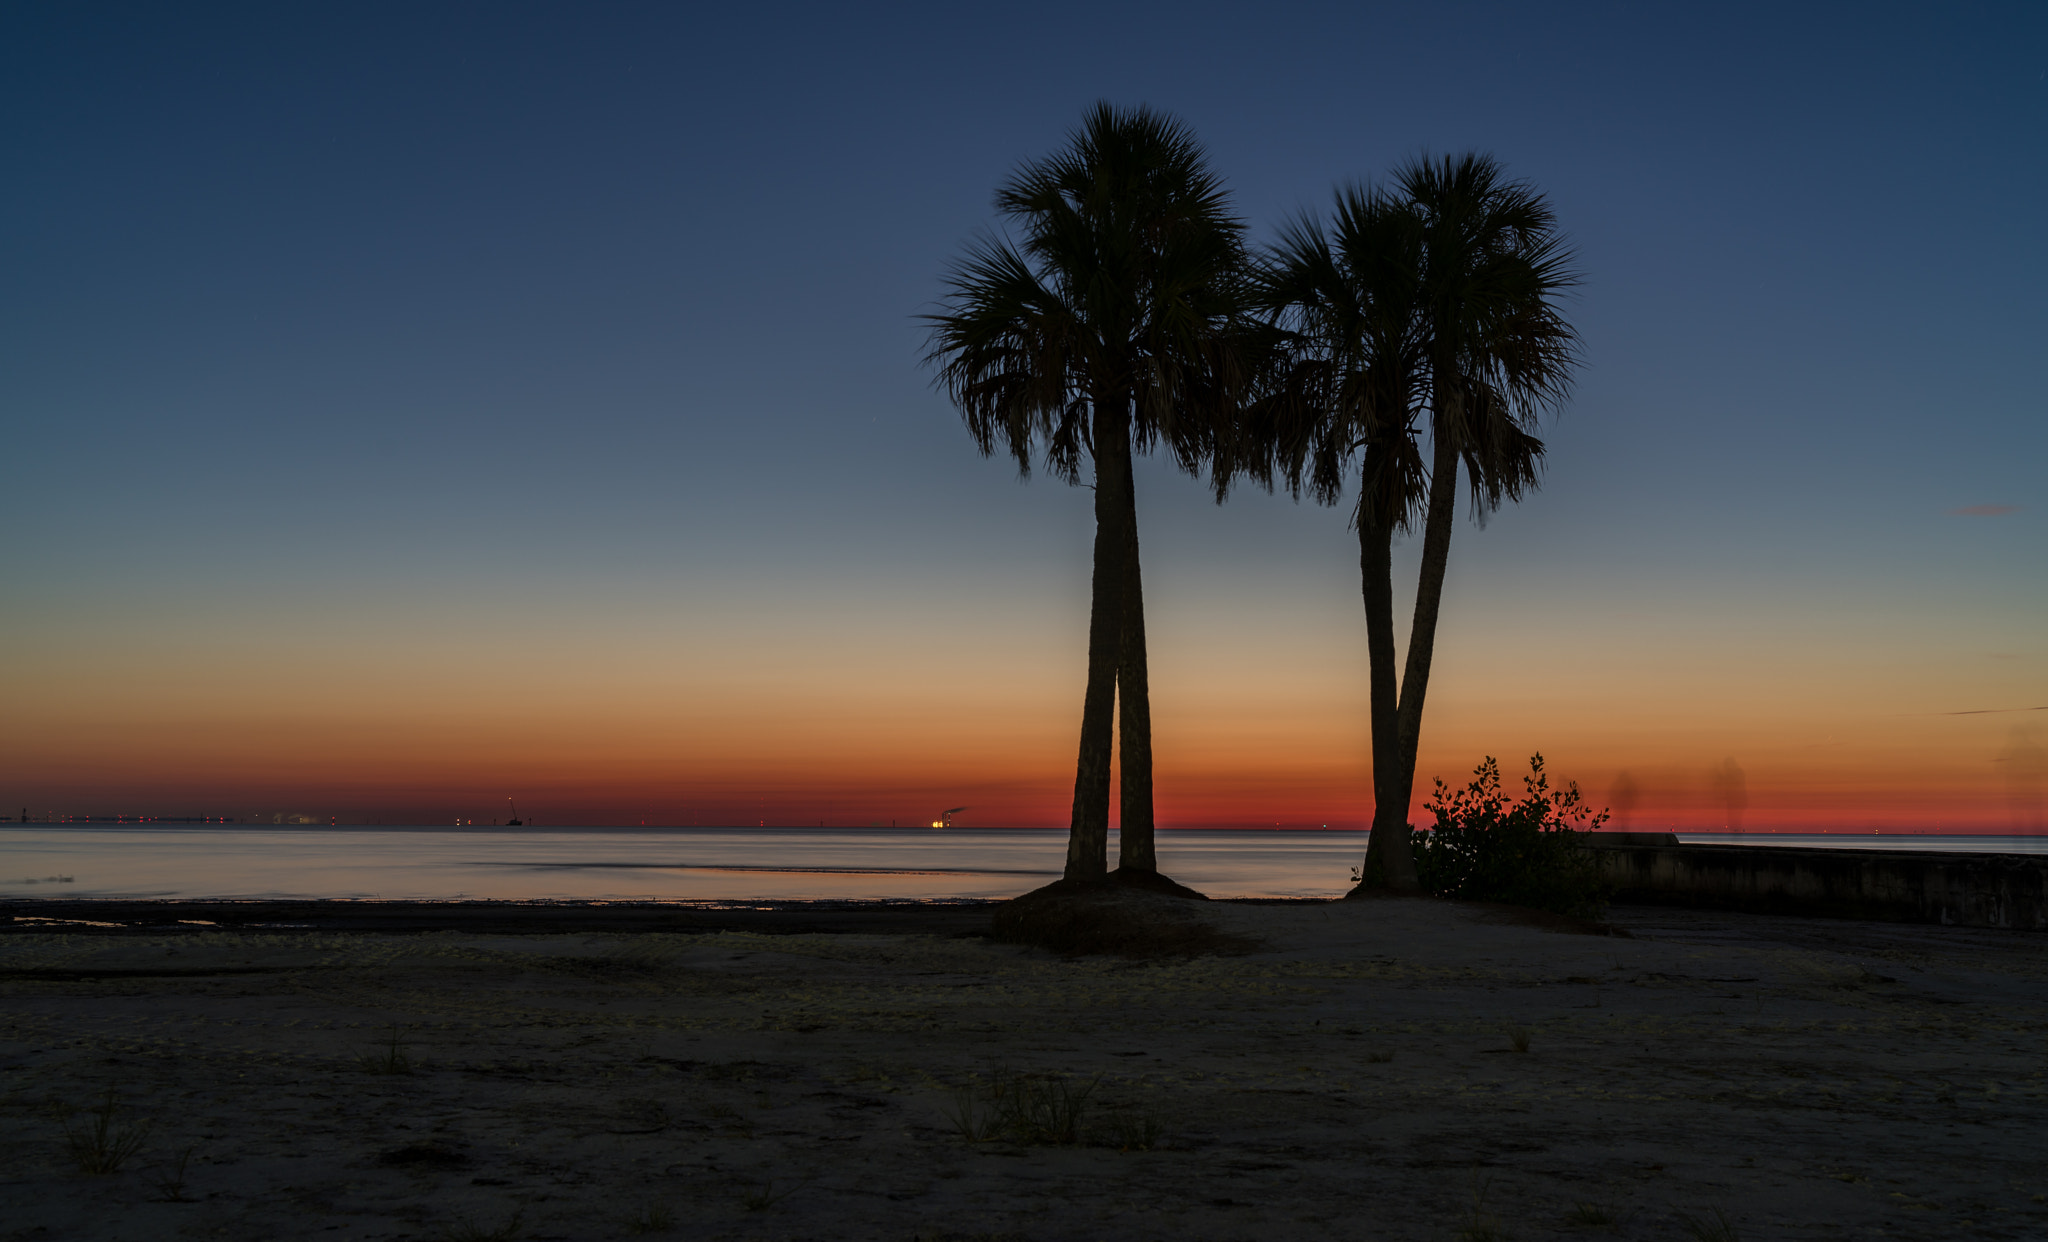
left=5, top=571, right=2039, bottom=835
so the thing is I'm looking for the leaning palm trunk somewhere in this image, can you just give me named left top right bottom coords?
left=1387, top=411, right=1463, bottom=840
left=1116, top=476, right=1157, bottom=874
left=1065, top=397, right=1134, bottom=880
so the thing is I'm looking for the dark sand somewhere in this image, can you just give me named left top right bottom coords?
left=1, top=897, right=2043, bottom=1240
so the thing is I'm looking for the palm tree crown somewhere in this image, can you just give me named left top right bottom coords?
left=926, top=103, right=1251, bottom=484
left=1397, top=152, right=1577, bottom=522
left=1249, top=186, right=1429, bottom=527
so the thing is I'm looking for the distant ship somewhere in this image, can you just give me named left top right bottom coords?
left=505, top=798, right=523, bottom=827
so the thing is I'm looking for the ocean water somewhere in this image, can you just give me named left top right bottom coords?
left=2, top=826, right=2039, bottom=904
left=0, top=826, right=1370, bottom=902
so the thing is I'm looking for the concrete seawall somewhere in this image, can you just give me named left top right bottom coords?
left=1584, top=839, right=2048, bottom=930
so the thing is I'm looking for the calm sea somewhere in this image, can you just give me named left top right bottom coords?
left=2, top=826, right=2040, bottom=903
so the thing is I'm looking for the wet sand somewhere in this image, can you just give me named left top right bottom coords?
left=1, top=897, right=2043, bottom=1240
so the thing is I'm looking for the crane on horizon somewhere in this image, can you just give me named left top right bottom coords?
left=931, top=806, right=967, bottom=829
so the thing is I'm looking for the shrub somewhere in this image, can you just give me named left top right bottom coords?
left=1411, top=754, right=1610, bottom=918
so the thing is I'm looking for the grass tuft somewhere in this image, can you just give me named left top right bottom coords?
left=359, top=1025, right=414, bottom=1075
left=1674, top=1207, right=1740, bottom=1242
left=150, top=1146, right=198, bottom=1202
left=739, top=1175, right=812, bottom=1212
left=1564, top=1200, right=1623, bottom=1230
left=63, top=1090, right=153, bottom=1175
left=1003, top=1073, right=1095, bottom=1145
left=943, top=1083, right=1008, bottom=1143
left=1364, top=1048, right=1396, bottom=1063
left=944, top=1070, right=1098, bottom=1146
left=1457, top=1173, right=1510, bottom=1242
left=1506, top=1025, right=1532, bottom=1054
left=622, top=1201, right=675, bottom=1234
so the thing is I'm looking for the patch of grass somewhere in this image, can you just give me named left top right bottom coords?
left=63, top=1089, right=153, bottom=1175
left=150, top=1146, right=198, bottom=1202
left=1674, top=1207, right=1740, bottom=1242
left=1564, top=1200, right=1623, bottom=1230
left=1001, top=1073, right=1095, bottom=1145
left=945, top=1070, right=1098, bottom=1146
left=1458, top=1174, right=1510, bottom=1242
left=1505, top=1025, right=1532, bottom=1054
left=943, top=1083, right=1008, bottom=1142
left=739, top=1175, right=812, bottom=1212
left=359, top=1025, right=414, bottom=1075
left=622, top=1202, right=675, bottom=1234
left=1364, top=1048, right=1396, bottom=1063
left=437, top=1208, right=523, bottom=1242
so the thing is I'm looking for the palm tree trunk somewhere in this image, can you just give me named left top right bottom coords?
left=1066, top=397, right=1133, bottom=881
left=1388, top=417, right=1462, bottom=840
left=1354, top=505, right=1419, bottom=891
left=1115, top=470, right=1156, bottom=873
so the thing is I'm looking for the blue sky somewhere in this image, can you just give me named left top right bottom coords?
left=4, top=2, right=2043, bottom=826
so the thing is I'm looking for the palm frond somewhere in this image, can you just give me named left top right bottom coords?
left=924, top=102, right=1256, bottom=485
left=1235, top=184, right=1430, bottom=529
left=1394, top=150, right=1581, bottom=517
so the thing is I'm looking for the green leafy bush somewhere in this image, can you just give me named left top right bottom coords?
left=1411, top=753, right=1610, bottom=918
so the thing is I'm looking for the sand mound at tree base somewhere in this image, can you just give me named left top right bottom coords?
left=1105, top=866, right=1210, bottom=899
left=991, top=874, right=1262, bottom=957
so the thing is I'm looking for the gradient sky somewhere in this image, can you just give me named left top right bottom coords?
left=5, top=2, right=2044, bottom=831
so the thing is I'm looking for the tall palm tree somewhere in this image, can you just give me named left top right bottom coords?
left=1243, top=159, right=1577, bottom=893
left=1246, top=187, right=1431, bottom=889
left=924, top=103, right=1252, bottom=883
left=1375, top=154, right=1580, bottom=887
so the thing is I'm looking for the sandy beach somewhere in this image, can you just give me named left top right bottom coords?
left=2, top=897, right=2043, bottom=1241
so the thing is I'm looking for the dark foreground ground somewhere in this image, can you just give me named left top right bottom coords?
left=1, top=897, right=2043, bottom=1241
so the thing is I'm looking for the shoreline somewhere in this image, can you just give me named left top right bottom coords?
left=1, top=897, right=1018, bottom=938
left=1, top=895, right=1320, bottom=939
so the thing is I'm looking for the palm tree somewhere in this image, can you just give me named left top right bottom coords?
left=1245, top=159, right=1577, bottom=893
left=1246, top=186, right=1431, bottom=889
left=924, top=103, right=1252, bottom=883
left=1375, top=154, right=1580, bottom=888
